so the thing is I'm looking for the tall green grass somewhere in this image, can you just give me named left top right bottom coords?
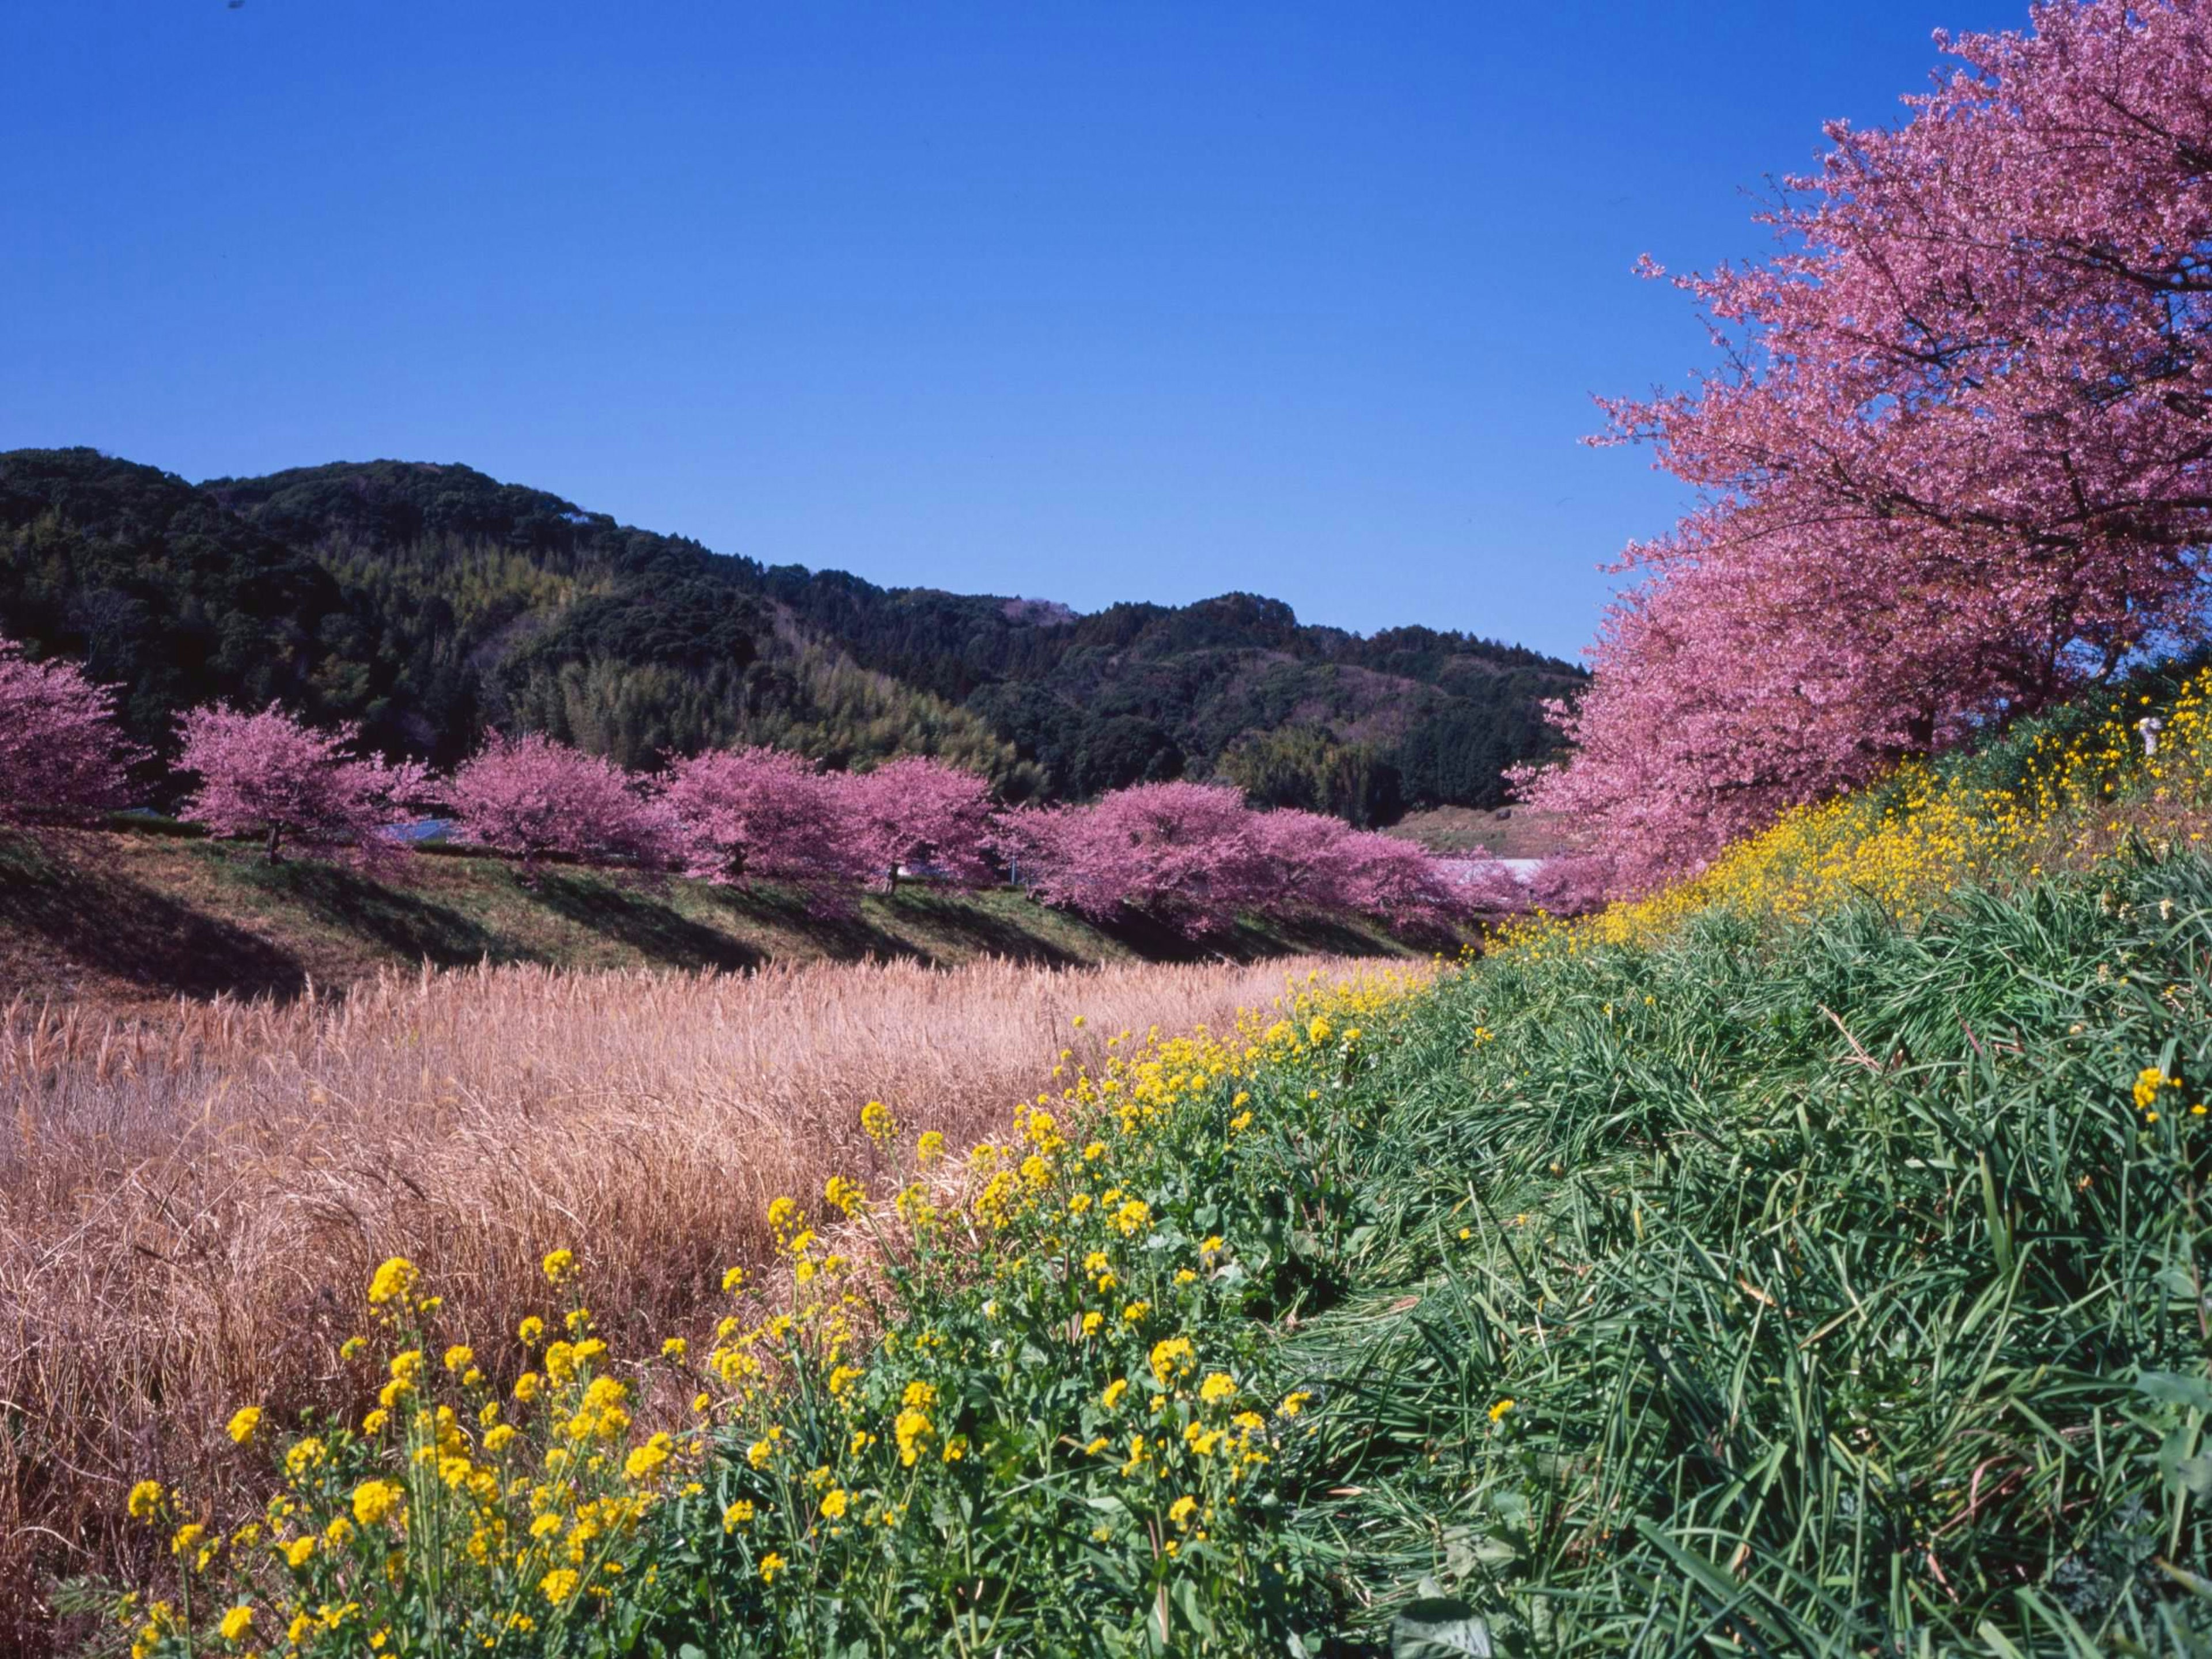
left=1276, top=853, right=2212, bottom=1653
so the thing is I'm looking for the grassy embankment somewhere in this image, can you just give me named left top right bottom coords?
left=76, top=670, right=2212, bottom=1653
left=0, top=829, right=1415, bottom=1006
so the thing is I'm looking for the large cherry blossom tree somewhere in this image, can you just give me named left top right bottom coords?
left=1525, top=0, right=2212, bottom=891
left=839, top=756, right=999, bottom=891
left=446, top=732, right=675, bottom=876
left=176, top=702, right=428, bottom=864
left=660, top=747, right=873, bottom=897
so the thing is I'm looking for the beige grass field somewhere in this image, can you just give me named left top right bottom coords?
left=0, top=952, right=1366, bottom=1647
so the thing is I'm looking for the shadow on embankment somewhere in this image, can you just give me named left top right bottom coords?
left=0, top=831, right=1427, bottom=1006
left=0, top=834, right=308, bottom=1001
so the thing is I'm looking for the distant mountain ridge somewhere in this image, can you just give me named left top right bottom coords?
left=0, top=448, right=1584, bottom=822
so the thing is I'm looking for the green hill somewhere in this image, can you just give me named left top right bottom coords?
left=0, top=448, right=1582, bottom=819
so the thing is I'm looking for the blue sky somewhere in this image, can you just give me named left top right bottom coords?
left=1, top=0, right=2018, bottom=661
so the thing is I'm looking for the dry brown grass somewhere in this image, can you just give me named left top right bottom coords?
left=0, top=953, right=1351, bottom=1649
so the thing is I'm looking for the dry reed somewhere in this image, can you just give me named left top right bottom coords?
left=0, top=953, right=1351, bottom=1648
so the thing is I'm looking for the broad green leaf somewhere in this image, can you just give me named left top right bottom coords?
left=1392, top=1597, right=1494, bottom=1658
left=2137, top=1370, right=2212, bottom=1414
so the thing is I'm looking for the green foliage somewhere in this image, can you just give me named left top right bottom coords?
left=1290, top=858, right=2212, bottom=1652
left=0, top=450, right=1578, bottom=816
left=1218, top=727, right=1403, bottom=827
left=0, top=449, right=347, bottom=751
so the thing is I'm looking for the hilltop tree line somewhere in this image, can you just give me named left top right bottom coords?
left=0, top=449, right=1581, bottom=825
left=1524, top=0, right=2212, bottom=894
left=0, top=631, right=1504, bottom=938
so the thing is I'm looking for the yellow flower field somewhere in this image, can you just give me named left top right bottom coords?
left=1508, top=668, right=2212, bottom=955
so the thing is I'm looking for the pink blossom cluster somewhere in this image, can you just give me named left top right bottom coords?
left=0, top=635, right=144, bottom=824
left=445, top=732, right=679, bottom=875
left=177, top=703, right=431, bottom=866
left=657, top=749, right=997, bottom=899
left=1522, top=0, right=2212, bottom=895
left=0, top=630, right=1501, bottom=934
left=997, top=781, right=1492, bottom=936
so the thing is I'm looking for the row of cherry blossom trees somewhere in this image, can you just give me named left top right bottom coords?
left=0, top=634, right=1494, bottom=935
left=1521, top=0, right=2212, bottom=895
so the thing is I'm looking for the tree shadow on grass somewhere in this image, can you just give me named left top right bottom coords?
left=532, top=873, right=767, bottom=973
left=234, top=859, right=523, bottom=970
left=1239, top=914, right=1426, bottom=960
left=1082, top=908, right=1410, bottom=964
left=0, top=832, right=308, bottom=1001
left=862, top=889, right=1093, bottom=968
left=702, top=884, right=922, bottom=964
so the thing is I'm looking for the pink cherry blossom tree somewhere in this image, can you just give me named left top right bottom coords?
left=1527, top=0, right=2212, bottom=892
left=1003, top=782, right=1476, bottom=937
left=999, top=782, right=1271, bottom=935
left=839, top=756, right=999, bottom=890
left=446, top=732, right=675, bottom=876
left=0, top=634, right=143, bottom=825
left=175, top=702, right=429, bottom=865
left=660, top=747, right=873, bottom=898
left=1330, top=826, right=1483, bottom=933
left=1249, top=808, right=1487, bottom=934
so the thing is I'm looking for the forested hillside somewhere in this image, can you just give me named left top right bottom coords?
left=0, top=448, right=1581, bottom=817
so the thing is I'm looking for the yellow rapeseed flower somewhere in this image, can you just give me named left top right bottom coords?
left=366, top=1257, right=416, bottom=1307
left=861, top=1100, right=897, bottom=1145
left=624, top=1433, right=673, bottom=1483
left=351, top=1479, right=403, bottom=1527
left=888, top=1404, right=934, bottom=1467
left=1149, top=1338, right=1194, bottom=1385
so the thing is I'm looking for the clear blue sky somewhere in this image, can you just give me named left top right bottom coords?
left=1, top=0, right=2018, bottom=661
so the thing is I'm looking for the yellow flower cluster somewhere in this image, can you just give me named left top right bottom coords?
left=1507, top=674, right=2212, bottom=955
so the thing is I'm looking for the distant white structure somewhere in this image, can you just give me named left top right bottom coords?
left=1436, top=856, right=1545, bottom=888
left=2139, top=715, right=2165, bottom=757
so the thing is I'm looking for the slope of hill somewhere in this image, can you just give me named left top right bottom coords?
left=0, top=827, right=1418, bottom=1008
left=0, top=447, right=1584, bottom=817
